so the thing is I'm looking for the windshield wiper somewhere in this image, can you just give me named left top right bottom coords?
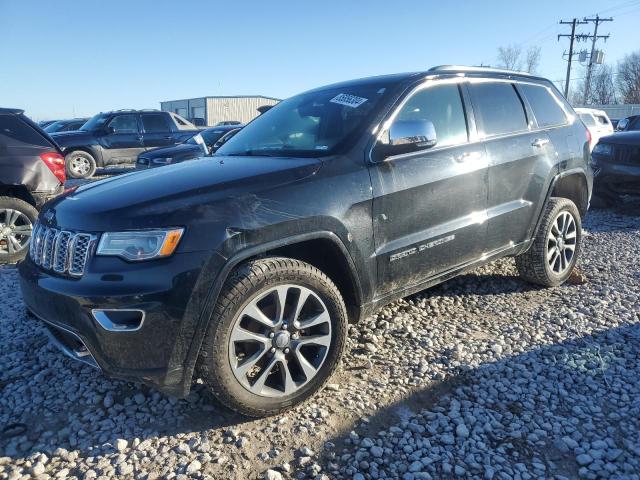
left=224, top=149, right=278, bottom=157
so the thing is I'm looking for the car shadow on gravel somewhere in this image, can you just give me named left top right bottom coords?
left=318, top=322, right=640, bottom=479
left=0, top=311, right=252, bottom=461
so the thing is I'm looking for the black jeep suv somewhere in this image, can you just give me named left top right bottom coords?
left=51, top=110, right=198, bottom=179
left=591, top=131, right=640, bottom=205
left=19, top=67, right=591, bottom=417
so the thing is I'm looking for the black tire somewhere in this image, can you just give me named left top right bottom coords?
left=65, top=150, right=97, bottom=179
left=0, top=196, right=38, bottom=264
left=199, top=257, right=348, bottom=417
left=516, top=197, right=582, bottom=287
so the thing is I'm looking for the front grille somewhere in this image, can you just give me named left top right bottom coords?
left=614, top=145, right=640, bottom=165
left=30, top=223, right=95, bottom=277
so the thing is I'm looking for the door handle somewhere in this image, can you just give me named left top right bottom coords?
left=531, top=138, right=550, bottom=148
left=455, top=151, right=483, bottom=162
left=163, top=136, right=173, bottom=140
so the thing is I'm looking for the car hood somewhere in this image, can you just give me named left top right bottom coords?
left=140, top=143, right=203, bottom=159
left=43, top=155, right=322, bottom=233
left=598, top=131, right=640, bottom=145
left=50, top=130, right=94, bottom=146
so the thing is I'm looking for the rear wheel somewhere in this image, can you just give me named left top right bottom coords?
left=65, top=150, right=96, bottom=179
left=199, top=257, right=347, bottom=417
left=516, top=197, right=582, bottom=287
left=0, top=196, right=37, bottom=264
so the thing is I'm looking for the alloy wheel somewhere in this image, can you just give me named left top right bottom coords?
left=0, top=208, right=33, bottom=256
left=70, top=155, right=91, bottom=176
left=228, top=284, right=332, bottom=398
left=546, top=210, right=577, bottom=275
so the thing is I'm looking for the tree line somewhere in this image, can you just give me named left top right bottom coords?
left=496, top=45, right=640, bottom=105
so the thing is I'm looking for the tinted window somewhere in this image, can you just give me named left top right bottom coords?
left=108, top=114, right=139, bottom=133
left=217, top=83, right=392, bottom=157
left=519, top=84, right=567, bottom=127
left=469, top=82, right=528, bottom=136
left=579, top=113, right=596, bottom=127
left=395, top=84, right=468, bottom=147
left=0, top=114, right=51, bottom=147
left=629, top=117, right=640, bottom=131
left=594, top=114, right=610, bottom=125
left=142, top=114, right=171, bottom=133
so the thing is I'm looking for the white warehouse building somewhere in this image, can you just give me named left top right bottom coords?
left=160, top=95, right=280, bottom=126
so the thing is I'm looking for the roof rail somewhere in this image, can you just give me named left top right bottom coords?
left=139, top=108, right=160, bottom=112
left=428, top=65, right=534, bottom=77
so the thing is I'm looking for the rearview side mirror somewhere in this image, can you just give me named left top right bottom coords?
left=373, top=119, right=437, bottom=161
left=389, top=119, right=437, bottom=148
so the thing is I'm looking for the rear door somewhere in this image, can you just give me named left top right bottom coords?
left=141, top=113, right=176, bottom=149
left=100, top=113, right=144, bottom=164
left=469, top=80, right=557, bottom=253
left=369, top=80, right=488, bottom=296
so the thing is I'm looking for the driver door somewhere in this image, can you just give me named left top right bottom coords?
left=100, top=114, right=144, bottom=164
left=368, top=81, right=489, bottom=296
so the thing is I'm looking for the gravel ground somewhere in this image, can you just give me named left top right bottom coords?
left=1, top=186, right=639, bottom=479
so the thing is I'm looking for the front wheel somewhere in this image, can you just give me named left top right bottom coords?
left=516, top=197, right=582, bottom=287
left=199, top=257, right=348, bottom=417
left=0, top=196, right=38, bottom=264
left=65, top=150, right=97, bottom=179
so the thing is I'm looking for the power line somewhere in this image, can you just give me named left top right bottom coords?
left=582, top=15, right=613, bottom=102
left=558, top=18, right=587, bottom=97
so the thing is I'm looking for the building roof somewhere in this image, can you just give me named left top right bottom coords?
left=161, top=95, right=281, bottom=103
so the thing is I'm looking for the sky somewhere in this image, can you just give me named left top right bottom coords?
left=1, top=0, right=639, bottom=120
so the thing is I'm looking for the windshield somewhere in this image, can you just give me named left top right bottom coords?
left=80, top=113, right=109, bottom=131
left=44, top=121, right=66, bottom=133
left=186, top=129, right=228, bottom=146
left=216, top=83, right=391, bottom=157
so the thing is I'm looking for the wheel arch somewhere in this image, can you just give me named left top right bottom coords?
left=550, top=170, right=590, bottom=218
left=220, top=232, right=364, bottom=324
left=0, top=185, right=36, bottom=208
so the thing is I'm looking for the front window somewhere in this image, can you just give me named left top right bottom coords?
left=216, top=83, right=392, bottom=157
left=80, top=113, right=109, bottom=131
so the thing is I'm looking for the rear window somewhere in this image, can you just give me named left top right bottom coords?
left=0, top=114, right=52, bottom=148
left=469, top=82, right=528, bottom=136
left=595, top=115, right=610, bottom=125
left=579, top=113, right=596, bottom=127
left=142, top=114, right=171, bottom=133
left=519, top=84, right=568, bottom=127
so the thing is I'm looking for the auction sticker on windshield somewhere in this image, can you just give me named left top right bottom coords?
left=330, top=93, right=368, bottom=108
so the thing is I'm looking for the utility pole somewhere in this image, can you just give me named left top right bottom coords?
left=582, top=15, right=613, bottom=103
left=558, top=18, right=587, bottom=98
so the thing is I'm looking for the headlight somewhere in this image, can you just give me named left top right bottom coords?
left=151, top=157, right=173, bottom=165
left=97, top=228, right=184, bottom=261
left=592, top=143, right=613, bottom=156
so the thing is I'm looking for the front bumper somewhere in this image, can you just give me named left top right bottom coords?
left=19, top=250, right=214, bottom=396
left=591, top=154, right=640, bottom=196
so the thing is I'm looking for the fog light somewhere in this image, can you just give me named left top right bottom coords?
left=92, top=309, right=145, bottom=332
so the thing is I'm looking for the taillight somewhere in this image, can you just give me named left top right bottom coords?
left=585, top=128, right=592, bottom=146
left=40, top=152, right=66, bottom=184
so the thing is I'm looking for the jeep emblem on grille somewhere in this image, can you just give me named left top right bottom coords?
left=44, top=210, right=55, bottom=223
